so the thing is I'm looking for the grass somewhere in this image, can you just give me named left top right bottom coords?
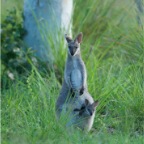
left=1, top=0, right=144, bottom=143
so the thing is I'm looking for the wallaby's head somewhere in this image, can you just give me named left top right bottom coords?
left=65, top=32, right=83, bottom=56
left=74, top=99, right=99, bottom=117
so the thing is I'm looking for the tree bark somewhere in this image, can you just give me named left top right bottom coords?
left=23, top=0, right=73, bottom=62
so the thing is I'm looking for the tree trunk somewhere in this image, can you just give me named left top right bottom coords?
left=23, top=0, right=73, bottom=62
left=135, top=0, right=144, bottom=27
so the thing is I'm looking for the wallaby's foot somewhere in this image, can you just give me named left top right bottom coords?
left=80, top=86, right=84, bottom=95
left=70, top=88, right=75, bottom=97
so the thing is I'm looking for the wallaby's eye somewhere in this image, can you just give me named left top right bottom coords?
left=87, top=108, right=93, bottom=116
left=75, top=46, right=78, bottom=49
left=89, top=111, right=93, bottom=116
left=81, top=106, right=85, bottom=110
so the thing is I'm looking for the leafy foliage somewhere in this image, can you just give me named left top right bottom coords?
left=1, top=9, right=50, bottom=87
left=1, top=9, right=30, bottom=80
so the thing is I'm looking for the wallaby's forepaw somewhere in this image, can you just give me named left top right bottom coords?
left=80, top=86, right=84, bottom=95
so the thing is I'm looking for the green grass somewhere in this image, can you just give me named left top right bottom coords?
left=1, top=0, right=23, bottom=21
left=1, top=0, right=144, bottom=143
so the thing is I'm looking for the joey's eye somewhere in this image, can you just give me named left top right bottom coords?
left=73, top=108, right=80, bottom=112
left=75, top=46, right=78, bottom=49
left=81, top=106, right=85, bottom=110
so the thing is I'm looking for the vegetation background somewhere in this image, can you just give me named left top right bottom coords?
left=1, top=0, right=144, bottom=143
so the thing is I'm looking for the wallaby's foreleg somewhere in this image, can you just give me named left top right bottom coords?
left=79, top=85, right=84, bottom=95
left=67, top=76, right=72, bottom=88
left=67, top=76, right=75, bottom=97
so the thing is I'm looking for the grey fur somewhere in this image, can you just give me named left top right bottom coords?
left=66, top=92, right=98, bottom=131
left=64, top=33, right=87, bottom=93
left=55, top=32, right=98, bottom=132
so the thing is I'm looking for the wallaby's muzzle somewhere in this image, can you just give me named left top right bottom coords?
left=69, top=46, right=77, bottom=56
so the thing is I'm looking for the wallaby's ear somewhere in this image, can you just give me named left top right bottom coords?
left=75, top=32, right=83, bottom=43
left=85, top=99, right=89, bottom=106
left=65, top=34, right=72, bottom=43
left=92, top=100, right=99, bottom=109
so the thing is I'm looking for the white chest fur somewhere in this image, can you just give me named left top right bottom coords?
left=73, top=59, right=78, bottom=69
left=71, top=59, right=82, bottom=90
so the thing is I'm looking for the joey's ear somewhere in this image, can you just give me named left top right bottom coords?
left=65, top=34, right=72, bottom=43
left=85, top=99, right=89, bottom=106
left=75, top=32, right=83, bottom=43
left=92, top=100, right=99, bottom=109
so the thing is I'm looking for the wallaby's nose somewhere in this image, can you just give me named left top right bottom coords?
left=70, top=51, right=74, bottom=56
left=69, top=48, right=75, bottom=56
left=69, top=46, right=77, bottom=56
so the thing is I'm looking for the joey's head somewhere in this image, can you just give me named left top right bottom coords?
left=74, top=99, right=99, bottom=117
left=65, top=32, right=83, bottom=57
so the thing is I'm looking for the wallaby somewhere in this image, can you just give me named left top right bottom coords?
left=74, top=99, right=98, bottom=117
left=56, top=82, right=99, bottom=132
left=72, top=99, right=99, bottom=131
left=64, top=32, right=87, bottom=95
left=56, top=33, right=97, bottom=130
left=64, top=91, right=98, bottom=132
